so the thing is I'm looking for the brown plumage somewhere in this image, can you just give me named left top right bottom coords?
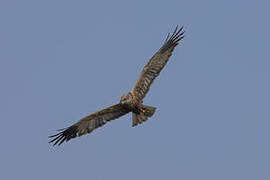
left=49, top=26, right=184, bottom=146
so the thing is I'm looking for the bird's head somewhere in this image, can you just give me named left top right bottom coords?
left=120, top=93, right=132, bottom=105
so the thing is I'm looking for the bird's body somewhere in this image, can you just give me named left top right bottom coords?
left=49, top=26, right=184, bottom=146
left=120, top=91, right=140, bottom=113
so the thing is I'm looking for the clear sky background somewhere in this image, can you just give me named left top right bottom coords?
left=1, top=0, right=269, bottom=179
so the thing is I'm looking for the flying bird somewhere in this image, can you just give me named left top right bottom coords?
left=49, top=26, right=184, bottom=146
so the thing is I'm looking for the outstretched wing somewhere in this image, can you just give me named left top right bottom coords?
left=132, top=26, right=184, bottom=100
left=49, top=103, right=130, bottom=146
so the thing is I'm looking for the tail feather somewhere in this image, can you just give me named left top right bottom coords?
left=132, top=113, right=146, bottom=126
left=132, top=105, right=156, bottom=127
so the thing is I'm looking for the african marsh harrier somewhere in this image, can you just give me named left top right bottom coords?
left=49, top=26, right=184, bottom=145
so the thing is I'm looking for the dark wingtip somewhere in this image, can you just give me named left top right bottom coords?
left=160, top=25, right=185, bottom=53
left=49, top=125, right=78, bottom=146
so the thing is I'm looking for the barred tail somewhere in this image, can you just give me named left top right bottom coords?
left=132, top=105, right=156, bottom=127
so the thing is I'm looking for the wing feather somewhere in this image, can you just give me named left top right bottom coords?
left=132, top=26, right=184, bottom=100
left=49, top=103, right=130, bottom=146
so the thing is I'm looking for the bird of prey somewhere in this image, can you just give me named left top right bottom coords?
left=49, top=26, right=184, bottom=146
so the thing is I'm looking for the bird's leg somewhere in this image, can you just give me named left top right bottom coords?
left=132, top=107, right=141, bottom=114
left=142, top=108, right=146, bottom=113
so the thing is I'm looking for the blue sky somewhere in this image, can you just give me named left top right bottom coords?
left=1, top=0, right=270, bottom=179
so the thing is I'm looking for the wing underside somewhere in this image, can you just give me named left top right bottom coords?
left=49, top=103, right=130, bottom=146
left=132, top=26, right=184, bottom=100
